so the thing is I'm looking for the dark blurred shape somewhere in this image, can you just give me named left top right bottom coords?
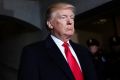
left=109, top=36, right=120, bottom=46
left=86, top=38, right=100, bottom=47
left=107, top=35, right=120, bottom=80
left=86, top=38, right=108, bottom=80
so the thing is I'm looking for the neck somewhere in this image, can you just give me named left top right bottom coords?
left=51, top=34, right=71, bottom=42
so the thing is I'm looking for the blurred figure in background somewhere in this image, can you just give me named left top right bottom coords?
left=86, top=38, right=107, bottom=80
left=107, top=36, right=120, bottom=80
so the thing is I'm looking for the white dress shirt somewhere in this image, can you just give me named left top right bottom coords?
left=51, top=35, right=81, bottom=68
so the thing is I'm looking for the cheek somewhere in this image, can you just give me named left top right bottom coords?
left=58, top=21, right=66, bottom=26
left=56, top=22, right=66, bottom=31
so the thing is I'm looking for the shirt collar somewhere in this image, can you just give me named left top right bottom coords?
left=51, top=35, right=70, bottom=46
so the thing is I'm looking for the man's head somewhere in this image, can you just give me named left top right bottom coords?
left=109, top=36, right=120, bottom=53
left=46, top=2, right=75, bottom=42
left=86, top=38, right=100, bottom=54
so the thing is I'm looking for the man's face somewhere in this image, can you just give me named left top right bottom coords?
left=47, top=9, right=75, bottom=41
left=89, top=45, right=99, bottom=54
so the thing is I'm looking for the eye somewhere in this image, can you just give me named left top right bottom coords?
left=70, top=16, right=75, bottom=20
left=59, top=15, right=66, bottom=19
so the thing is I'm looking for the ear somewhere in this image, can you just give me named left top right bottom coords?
left=47, top=21, right=53, bottom=29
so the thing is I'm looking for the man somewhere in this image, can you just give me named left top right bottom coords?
left=108, top=36, right=120, bottom=80
left=18, top=2, right=97, bottom=80
left=86, top=38, right=107, bottom=80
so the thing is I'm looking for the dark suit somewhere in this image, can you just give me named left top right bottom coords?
left=18, top=35, right=98, bottom=80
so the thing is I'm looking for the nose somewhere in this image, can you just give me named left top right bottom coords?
left=67, top=21, right=72, bottom=25
left=67, top=18, right=73, bottom=25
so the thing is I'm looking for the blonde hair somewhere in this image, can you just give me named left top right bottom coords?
left=46, top=2, right=75, bottom=21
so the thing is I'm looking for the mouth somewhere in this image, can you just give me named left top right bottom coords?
left=66, top=28, right=74, bottom=33
left=67, top=25, right=73, bottom=27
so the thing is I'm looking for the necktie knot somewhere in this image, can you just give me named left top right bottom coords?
left=62, top=42, right=69, bottom=56
left=62, top=42, right=69, bottom=47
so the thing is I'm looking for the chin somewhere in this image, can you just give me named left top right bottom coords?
left=69, top=32, right=74, bottom=36
left=65, top=31, right=74, bottom=36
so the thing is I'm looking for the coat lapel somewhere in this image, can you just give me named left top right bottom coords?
left=45, top=36, right=74, bottom=80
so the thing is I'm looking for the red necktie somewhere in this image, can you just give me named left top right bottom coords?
left=63, top=42, right=84, bottom=80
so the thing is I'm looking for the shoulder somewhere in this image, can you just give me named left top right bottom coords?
left=70, top=40, right=89, bottom=51
left=23, top=35, right=54, bottom=50
left=23, top=40, right=46, bottom=51
left=70, top=41, right=92, bottom=57
left=21, top=40, right=47, bottom=61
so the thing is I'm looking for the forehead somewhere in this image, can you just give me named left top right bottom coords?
left=47, top=3, right=75, bottom=20
left=51, top=9, right=75, bottom=19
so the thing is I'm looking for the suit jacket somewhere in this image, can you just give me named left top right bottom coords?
left=18, top=35, right=98, bottom=80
